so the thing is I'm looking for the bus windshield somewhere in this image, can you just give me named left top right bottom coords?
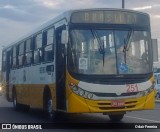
left=69, top=29, right=152, bottom=75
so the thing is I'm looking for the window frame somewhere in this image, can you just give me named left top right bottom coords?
left=47, top=28, right=54, bottom=45
left=33, top=32, right=43, bottom=65
left=18, top=42, right=25, bottom=67
left=43, top=27, right=55, bottom=63
left=12, top=45, right=19, bottom=69
left=2, top=51, right=6, bottom=72
left=25, top=38, right=33, bottom=66
left=35, top=33, right=42, bottom=49
left=43, top=44, right=54, bottom=63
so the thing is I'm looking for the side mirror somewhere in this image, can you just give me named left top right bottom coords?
left=61, top=30, right=68, bottom=44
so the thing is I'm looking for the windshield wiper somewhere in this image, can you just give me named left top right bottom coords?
left=91, top=30, right=105, bottom=66
left=123, top=30, right=134, bottom=64
left=125, top=30, right=134, bottom=51
left=91, top=30, right=104, bottom=54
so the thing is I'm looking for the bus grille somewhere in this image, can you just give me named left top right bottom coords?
left=93, top=92, right=138, bottom=97
left=97, top=101, right=137, bottom=110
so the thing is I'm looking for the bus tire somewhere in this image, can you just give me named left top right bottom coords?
left=108, top=114, right=124, bottom=122
left=43, top=90, right=56, bottom=120
left=13, top=89, right=21, bottom=111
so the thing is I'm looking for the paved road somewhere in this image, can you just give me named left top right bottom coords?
left=0, top=94, right=160, bottom=131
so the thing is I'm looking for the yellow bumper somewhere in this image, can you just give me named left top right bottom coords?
left=68, top=90, right=155, bottom=113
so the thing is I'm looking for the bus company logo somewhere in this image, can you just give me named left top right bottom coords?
left=2, top=124, right=11, bottom=129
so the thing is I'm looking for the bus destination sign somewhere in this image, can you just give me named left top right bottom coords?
left=71, top=10, right=149, bottom=26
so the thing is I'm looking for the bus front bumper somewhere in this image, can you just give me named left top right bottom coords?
left=67, top=90, right=155, bottom=113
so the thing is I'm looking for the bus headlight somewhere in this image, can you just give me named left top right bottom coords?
left=79, top=90, right=85, bottom=96
left=69, top=82, right=93, bottom=99
left=72, top=86, right=78, bottom=91
left=87, top=93, right=93, bottom=99
left=69, top=82, right=78, bottom=92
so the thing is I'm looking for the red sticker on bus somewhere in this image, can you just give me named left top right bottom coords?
left=126, top=84, right=138, bottom=93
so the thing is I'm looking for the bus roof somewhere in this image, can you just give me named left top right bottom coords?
left=2, top=8, right=149, bottom=51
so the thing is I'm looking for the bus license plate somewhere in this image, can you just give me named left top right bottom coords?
left=111, top=100, right=125, bottom=107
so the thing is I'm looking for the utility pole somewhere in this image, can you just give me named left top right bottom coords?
left=122, top=0, right=125, bottom=8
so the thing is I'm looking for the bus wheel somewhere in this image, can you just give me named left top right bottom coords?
left=13, top=90, right=20, bottom=111
left=108, top=114, right=124, bottom=122
left=47, top=97, right=53, bottom=119
left=44, top=92, right=56, bottom=120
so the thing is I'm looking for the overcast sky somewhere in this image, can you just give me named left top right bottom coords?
left=0, top=0, right=160, bottom=60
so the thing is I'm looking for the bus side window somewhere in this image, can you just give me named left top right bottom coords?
left=2, top=51, right=6, bottom=72
left=10, top=49, right=13, bottom=68
left=34, top=49, right=41, bottom=64
left=34, top=33, right=42, bottom=64
left=43, top=28, right=54, bottom=62
left=12, top=46, right=18, bottom=68
left=18, top=42, right=25, bottom=67
left=25, top=38, right=33, bottom=65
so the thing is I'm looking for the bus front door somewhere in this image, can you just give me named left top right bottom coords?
left=6, top=50, right=11, bottom=101
left=55, top=25, right=67, bottom=111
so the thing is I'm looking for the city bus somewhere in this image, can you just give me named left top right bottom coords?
left=1, top=8, right=155, bottom=121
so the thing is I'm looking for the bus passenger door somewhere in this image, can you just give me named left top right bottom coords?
left=6, top=50, right=12, bottom=101
left=55, top=25, right=66, bottom=111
